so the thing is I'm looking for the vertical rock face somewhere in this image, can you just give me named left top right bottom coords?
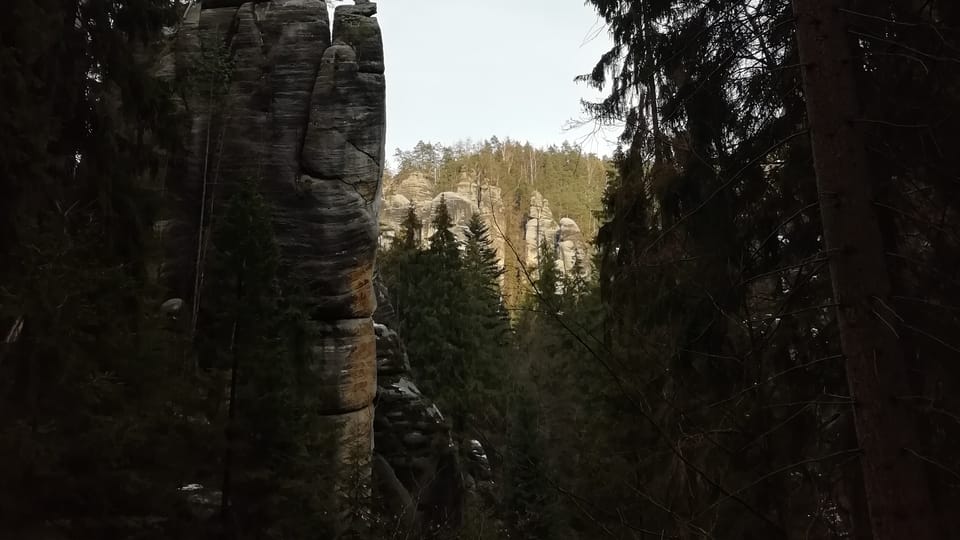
left=379, top=173, right=507, bottom=268
left=164, top=0, right=386, bottom=525
left=525, top=190, right=559, bottom=267
left=524, top=191, right=590, bottom=278
left=372, top=281, right=464, bottom=533
left=378, top=179, right=588, bottom=281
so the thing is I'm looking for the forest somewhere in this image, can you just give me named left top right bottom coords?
left=1, top=0, right=959, bottom=539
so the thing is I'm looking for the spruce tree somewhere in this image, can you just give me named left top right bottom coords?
left=198, top=179, right=333, bottom=538
left=534, top=240, right=560, bottom=306
left=501, top=391, right=562, bottom=540
left=461, top=214, right=511, bottom=428
left=429, top=195, right=461, bottom=268
left=794, top=1, right=939, bottom=537
left=463, top=214, right=504, bottom=298
left=578, top=0, right=854, bottom=536
left=398, top=204, right=422, bottom=250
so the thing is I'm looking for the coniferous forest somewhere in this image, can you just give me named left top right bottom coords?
left=2, top=0, right=960, bottom=539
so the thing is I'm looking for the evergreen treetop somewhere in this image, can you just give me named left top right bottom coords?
left=463, top=213, right=503, bottom=294
left=398, top=203, right=422, bottom=250
left=428, top=195, right=461, bottom=268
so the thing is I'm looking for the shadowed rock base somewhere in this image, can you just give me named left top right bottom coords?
left=161, top=1, right=386, bottom=533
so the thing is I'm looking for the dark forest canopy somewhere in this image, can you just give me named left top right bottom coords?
left=1, top=0, right=959, bottom=539
left=580, top=0, right=960, bottom=538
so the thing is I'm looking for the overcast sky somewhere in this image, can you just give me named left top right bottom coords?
left=369, top=0, right=620, bottom=159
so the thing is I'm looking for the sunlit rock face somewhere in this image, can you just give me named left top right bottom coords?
left=379, top=177, right=588, bottom=282
left=524, top=190, right=559, bottom=267
left=379, top=173, right=508, bottom=266
left=524, top=191, right=590, bottom=279
left=557, top=217, right=586, bottom=274
left=160, top=0, right=385, bottom=527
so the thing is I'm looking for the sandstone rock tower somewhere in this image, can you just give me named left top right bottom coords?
left=158, top=0, right=386, bottom=522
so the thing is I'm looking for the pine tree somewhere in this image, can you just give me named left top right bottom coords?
left=398, top=203, right=422, bottom=250
left=463, top=214, right=504, bottom=297
left=429, top=195, right=461, bottom=268
left=198, top=179, right=335, bottom=538
left=501, top=391, right=562, bottom=540
left=534, top=240, right=560, bottom=306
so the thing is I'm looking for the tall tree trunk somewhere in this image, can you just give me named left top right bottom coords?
left=791, top=1, right=941, bottom=539
left=220, top=270, right=243, bottom=539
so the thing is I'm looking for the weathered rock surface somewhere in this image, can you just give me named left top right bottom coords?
left=524, top=190, right=590, bottom=280
left=379, top=173, right=507, bottom=266
left=379, top=178, right=588, bottom=281
left=158, top=3, right=476, bottom=533
left=310, top=318, right=377, bottom=412
left=372, top=281, right=464, bottom=533
left=557, top=217, right=586, bottom=273
left=374, top=350, right=464, bottom=532
left=374, top=323, right=410, bottom=375
left=525, top=190, right=559, bottom=267
left=160, top=0, right=385, bottom=526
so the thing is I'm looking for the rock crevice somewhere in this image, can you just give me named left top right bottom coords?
left=161, top=3, right=472, bottom=531
left=161, top=0, right=385, bottom=524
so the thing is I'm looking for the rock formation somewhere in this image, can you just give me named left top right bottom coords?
left=524, top=191, right=590, bottom=279
left=372, top=322, right=464, bottom=532
left=158, top=0, right=386, bottom=527
left=379, top=172, right=507, bottom=264
left=370, top=277, right=465, bottom=533
left=379, top=177, right=588, bottom=281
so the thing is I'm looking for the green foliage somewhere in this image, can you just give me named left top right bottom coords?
left=392, top=139, right=606, bottom=241
left=0, top=1, right=204, bottom=536
left=463, top=214, right=504, bottom=294
left=199, top=180, right=280, bottom=365
left=428, top=195, right=462, bottom=269
left=460, top=215, right=511, bottom=423
left=577, top=0, right=852, bottom=532
left=561, top=0, right=960, bottom=537
left=193, top=34, right=235, bottom=97
left=0, top=223, right=211, bottom=537
left=381, top=202, right=511, bottom=431
left=198, top=179, right=337, bottom=539
left=398, top=204, right=422, bottom=250
left=501, top=392, right=563, bottom=540
left=532, top=240, right=561, bottom=304
left=390, top=138, right=608, bottom=308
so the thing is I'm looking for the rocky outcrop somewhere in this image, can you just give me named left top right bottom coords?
left=372, top=280, right=464, bottom=534
left=153, top=2, right=482, bottom=534
left=379, top=177, right=588, bottom=281
left=379, top=173, right=507, bottom=265
left=524, top=191, right=590, bottom=279
left=373, top=323, right=464, bottom=533
left=525, top=190, right=559, bottom=267
left=557, top=217, right=587, bottom=273
left=160, top=0, right=386, bottom=528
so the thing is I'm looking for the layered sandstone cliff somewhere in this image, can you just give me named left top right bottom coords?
left=524, top=191, right=590, bottom=279
left=379, top=173, right=589, bottom=281
left=156, top=4, right=472, bottom=534
left=158, top=0, right=385, bottom=527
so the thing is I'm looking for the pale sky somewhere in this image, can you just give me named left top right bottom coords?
left=369, top=0, right=621, bottom=159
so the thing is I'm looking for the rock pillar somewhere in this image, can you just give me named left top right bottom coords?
left=164, top=0, right=386, bottom=528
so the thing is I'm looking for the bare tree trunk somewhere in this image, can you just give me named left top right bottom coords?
left=220, top=268, right=243, bottom=539
left=792, top=1, right=941, bottom=538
